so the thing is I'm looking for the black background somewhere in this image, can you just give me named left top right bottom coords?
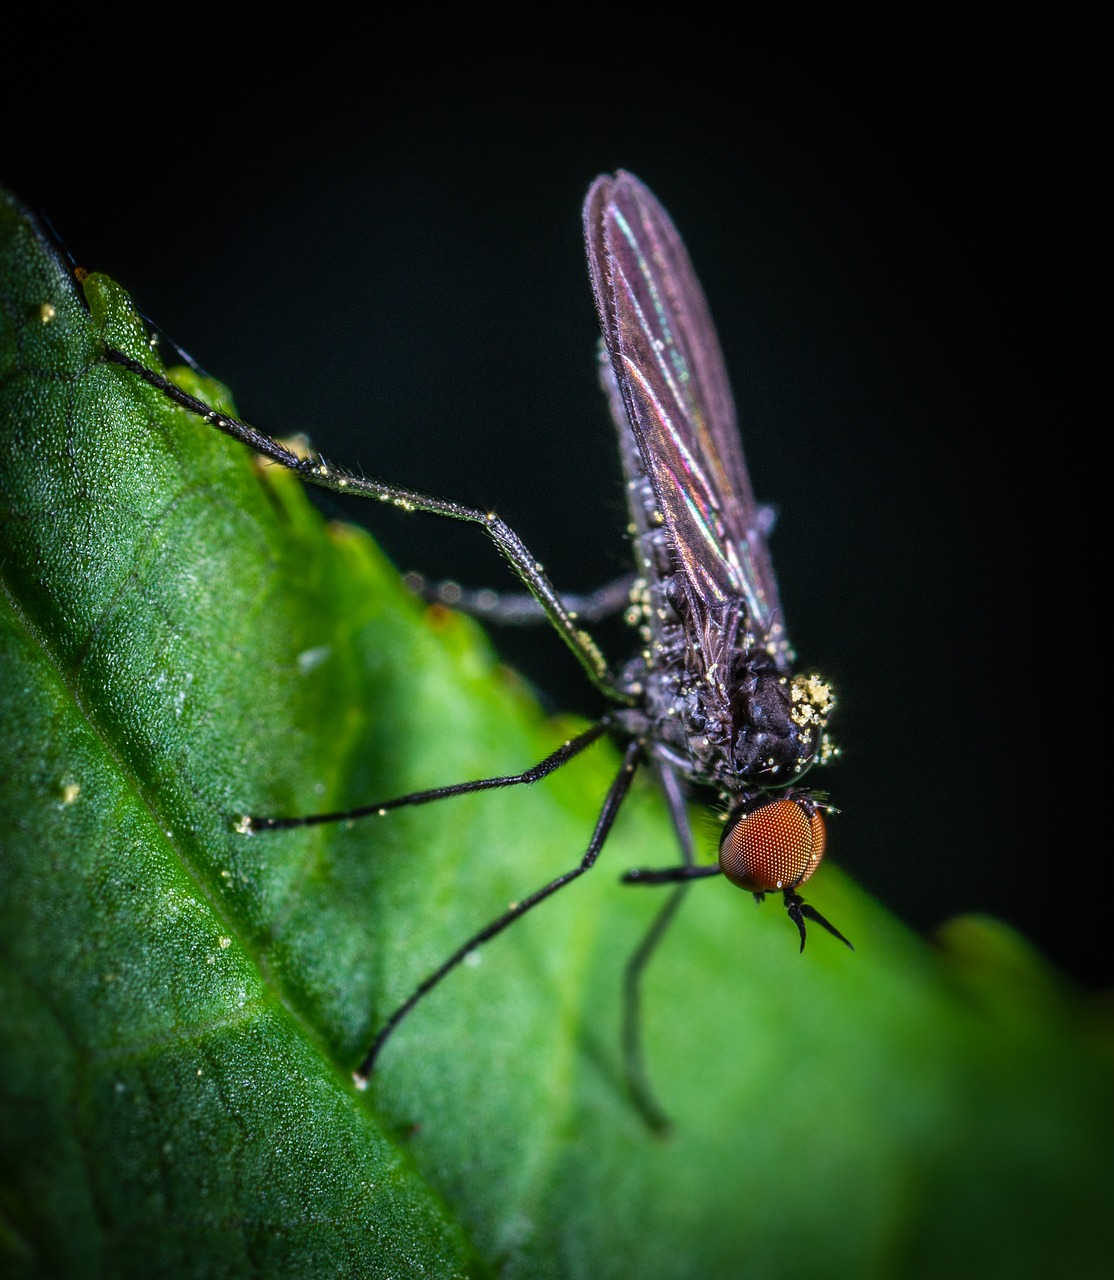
left=4, top=19, right=1105, bottom=987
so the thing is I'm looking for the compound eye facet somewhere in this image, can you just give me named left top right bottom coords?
left=718, top=798, right=826, bottom=893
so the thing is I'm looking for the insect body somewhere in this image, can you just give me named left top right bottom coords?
left=584, top=176, right=845, bottom=931
left=103, top=170, right=850, bottom=1129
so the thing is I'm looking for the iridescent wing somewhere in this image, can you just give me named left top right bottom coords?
left=584, top=171, right=786, bottom=653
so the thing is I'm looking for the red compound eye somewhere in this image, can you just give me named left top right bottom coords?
left=719, top=798, right=826, bottom=893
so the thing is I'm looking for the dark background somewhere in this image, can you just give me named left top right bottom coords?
left=4, top=20, right=1105, bottom=987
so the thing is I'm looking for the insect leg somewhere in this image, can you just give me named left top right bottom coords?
left=621, top=762, right=695, bottom=1132
left=103, top=348, right=632, bottom=704
left=354, top=738, right=644, bottom=1086
left=403, top=572, right=637, bottom=626
left=622, top=887, right=687, bottom=1132
left=239, top=721, right=609, bottom=830
left=620, top=865, right=722, bottom=885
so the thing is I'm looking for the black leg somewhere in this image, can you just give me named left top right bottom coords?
left=620, top=762, right=700, bottom=1132
left=353, top=738, right=644, bottom=1086
left=238, top=721, right=610, bottom=831
left=622, top=885, right=687, bottom=1133
left=621, top=865, right=721, bottom=886
left=403, top=572, right=637, bottom=626
left=103, top=348, right=633, bottom=704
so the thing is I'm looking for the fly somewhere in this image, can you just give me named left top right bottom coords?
left=102, top=170, right=851, bottom=1130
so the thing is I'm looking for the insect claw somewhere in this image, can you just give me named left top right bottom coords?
left=784, top=890, right=853, bottom=952
left=630, top=1089, right=674, bottom=1138
left=802, top=903, right=854, bottom=951
left=792, top=907, right=808, bottom=953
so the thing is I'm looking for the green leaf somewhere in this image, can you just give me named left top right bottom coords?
left=2, top=187, right=1111, bottom=1279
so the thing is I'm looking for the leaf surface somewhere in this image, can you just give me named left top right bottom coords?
left=1, top=188, right=1110, bottom=1279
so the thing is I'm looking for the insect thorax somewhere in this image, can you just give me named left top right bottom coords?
left=606, top=353, right=834, bottom=795
left=619, top=581, right=834, bottom=793
left=615, top=481, right=835, bottom=793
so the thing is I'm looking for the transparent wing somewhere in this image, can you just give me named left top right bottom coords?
left=584, top=171, right=784, bottom=641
